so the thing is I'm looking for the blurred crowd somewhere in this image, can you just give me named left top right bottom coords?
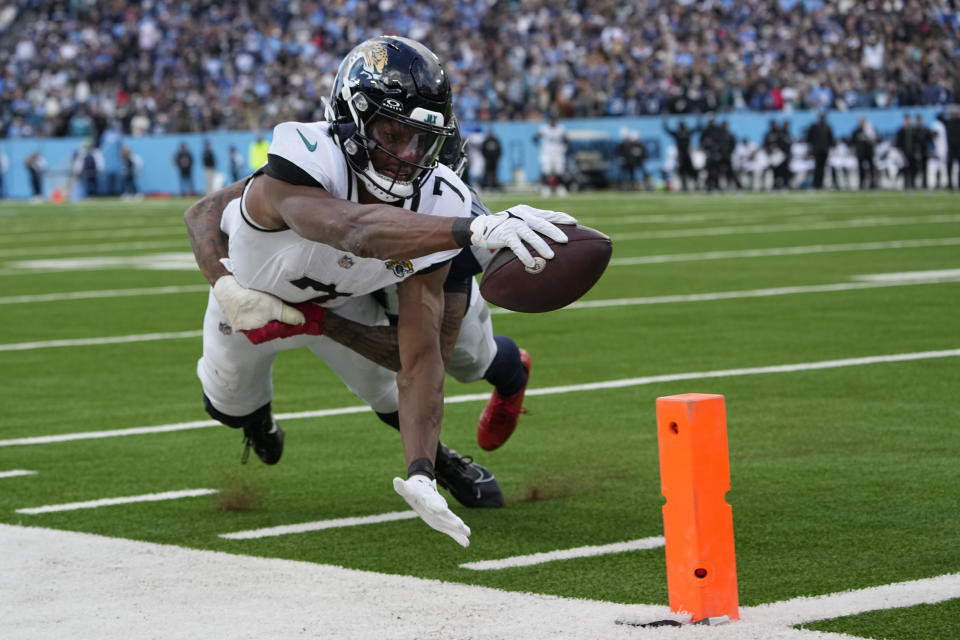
left=1, top=0, right=958, bottom=140
left=653, top=106, right=960, bottom=192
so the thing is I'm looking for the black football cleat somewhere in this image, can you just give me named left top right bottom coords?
left=435, top=443, right=504, bottom=508
left=241, top=418, right=284, bottom=465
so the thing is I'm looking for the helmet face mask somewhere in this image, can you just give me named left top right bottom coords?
left=332, top=36, right=454, bottom=202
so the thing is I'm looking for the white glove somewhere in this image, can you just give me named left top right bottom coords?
left=469, top=205, right=577, bottom=269
left=393, top=475, right=471, bottom=547
left=212, top=274, right=305, bottom=331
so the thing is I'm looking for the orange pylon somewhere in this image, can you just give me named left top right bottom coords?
left=656, top=393, right=739, bottom=622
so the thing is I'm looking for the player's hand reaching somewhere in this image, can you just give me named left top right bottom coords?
left=241, top=302, right=326, bottom=344
left=469, top=205, right=577, bottom=269
left=213, top=274, right=305, bottom=331
left=393, top=475, right=471, bottom=547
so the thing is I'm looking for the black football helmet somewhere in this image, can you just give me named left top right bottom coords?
left=437, top=115, right=468, bottom=178
left=331, top=36, right=455, bottom=202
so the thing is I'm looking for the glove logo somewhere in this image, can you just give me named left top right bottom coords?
left=218, top=322, right=233, bottom=335
left=524, top=256, right=547, bottom=275
left=338, top=255, right=354, bottom=269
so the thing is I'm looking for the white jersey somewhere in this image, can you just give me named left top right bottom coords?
left=537, top=123, right=568, bottom=156
left=220, top=121, right=467, bottom=309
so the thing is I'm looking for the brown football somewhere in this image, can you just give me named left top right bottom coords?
left=479, top=224, right=612, bottom=313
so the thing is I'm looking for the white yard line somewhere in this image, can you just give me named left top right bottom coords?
left=219, top=510, right=419, bottom=540
left=16, top=489, right=217, bottom=514
left=0, top=240, right=185, bottom=258
left=609, top=237, right=960, bottom=265
left=460, top=536, right=665, bottom=571
left=2, top=523, right=955, bottom=639
left=0, top=469, right=36, bottom=479
left=2, top=348, right=957, bottom=448
left=744, top=572, right=960, bottom=625
left=4, top=274, right=959, bottom=351
left=610, top=213, right=960, bottom=241
left=0, top=284, right=208, bottom=305
left=0, top=330, right=203, bottom=352
left=490, top=275, right=960, bottom=315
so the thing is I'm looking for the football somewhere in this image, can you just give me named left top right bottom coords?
left=479, top=224, right=612, bottom=313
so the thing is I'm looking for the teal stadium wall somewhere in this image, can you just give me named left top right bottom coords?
left=0, top=107, right=946, bottom=200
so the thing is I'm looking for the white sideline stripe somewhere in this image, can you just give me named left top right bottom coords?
left=490, top=275, right=960, bottom=315
left=746, top=572, right=960, bottom=625
left=0, top=330, right=203, bottom=352
left=0, top=469, right=36, bottom=479
left=6, top=275, right=960, bottom=352
left=609, top=237, right=960, bottom=265
left=219, top=510, right=419, bottom=540
left=460, top=536, right=665, bottom=571
left=610, top=213, right=960, bottom=241
left=1, top=348, right=957, bottom=448
left=0, top=284, right=208, bottom=305
left=15, top=489, right=218, bottom=514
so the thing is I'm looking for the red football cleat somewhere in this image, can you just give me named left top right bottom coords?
left=477, top=349, right=531, bottom=451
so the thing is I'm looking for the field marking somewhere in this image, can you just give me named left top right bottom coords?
left=0, top=240, right=186, bottom=258
left=0, top=284, right=208, bottom=305
left=0, top=330, right=203, bottom=352
left=3, top=523, right=956, bottom=639
left=2, top=348, right=957, bottom=448
left=15, top=488, right=217, bottom=514
left=747, top=571, right=960, bottom=626
left=219, top=510, right=419, bottom=540
left=0, top=226, right=186, bottom=244
left=610, top=237, right=960, bottom=265
left=854, top=268, right=960, bottom=282
left=6, top=251, right=200, bottom=273
left=610, top=213, right=960, bottom=241
left=491, top=273, right=960, bottom=315
left=0, top=469, right=37, bottom=479
left=4, top=236, right=954, bottom=303
left=4, top=273, right=959, bottom=352
left=460, top=536, right=665, bottom=571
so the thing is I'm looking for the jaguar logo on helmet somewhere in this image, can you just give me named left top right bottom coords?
left=358, top=42, right=388, bottom=75
left=382, top=98, right=403, bottom=111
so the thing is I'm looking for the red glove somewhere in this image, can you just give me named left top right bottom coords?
left=241, top=301, right=326, bottom=345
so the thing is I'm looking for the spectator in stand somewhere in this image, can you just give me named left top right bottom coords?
left=480, top=129, right=502, bottom=191
left=202, top=141, right=217, bottom=194
left=0, top=147, right=7, bottom=198
left=663, top=120, right=698, bottom=192
left=941, top=106, right=960, bottom=190
left=79, top=140, right=105, bottom=197
left=851, top=118, right=878, bottom=190
left=24, top=151, right=46, bottom=202
left=616, top=130, right=649, bottom=191
left=533, top=116, right=568, bottom=197
left=896, top=115, right=919, bottom=190
left=229, top=146, right=245, bottom=183
left=173, top=142, right=195, bottom=197
left=806, top=113, right=835, bottom=190
left=248, top=135, right=269, bottom=173
left=913, top=115, right=932, bottom=190
left=121, top=145, right=143, bottom=201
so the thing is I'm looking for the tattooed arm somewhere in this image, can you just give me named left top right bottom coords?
left=184, top=179, right=246, bottom=285
left=322, top=289, right=469, bottom=372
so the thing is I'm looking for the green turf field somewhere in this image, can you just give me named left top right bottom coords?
left=1, top=191, right=958, bottom=638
